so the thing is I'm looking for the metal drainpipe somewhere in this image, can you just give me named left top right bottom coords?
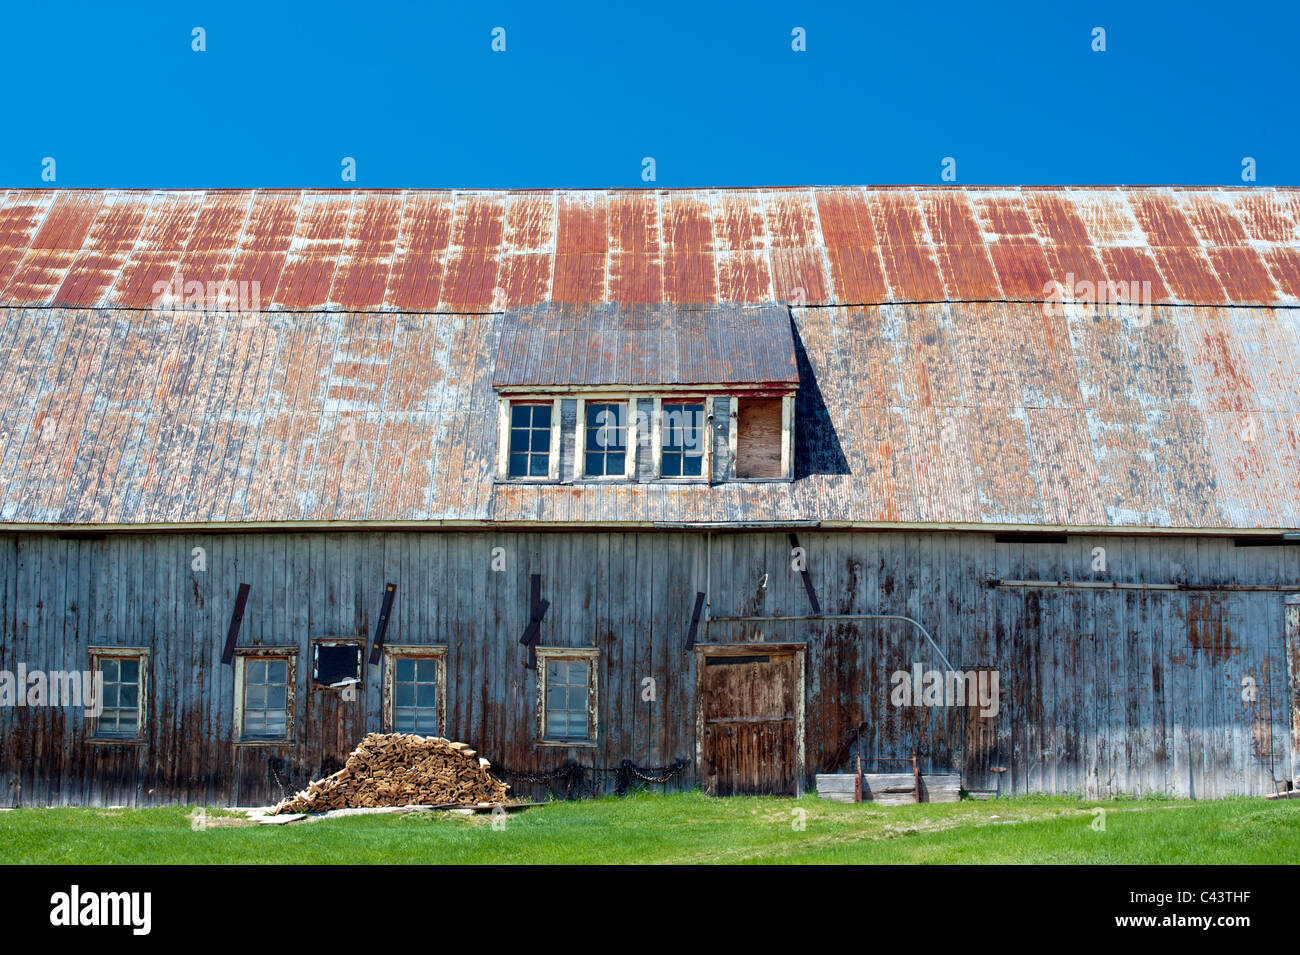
left=706, top=612, right=955, bottom=673
left=704, top=530, right=712, bottom=644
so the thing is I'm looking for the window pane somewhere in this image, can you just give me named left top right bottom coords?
left=414, top=710, right=438, bottom=735
left=585, top=452, right=605, bottom=476
left=605, top=452, right=624, bottom=475
left=395, top=682, right=414, bottom=707
left=683, top=454, right=703, bottom=476
left=528, top=454, right=548, bottom=477
left=245, top=684, right=266, bottom=709
left=568, top=711, right=589, bottom=738
left=530, top=428, right=550, bottom=453
left=662, top=454, right=682, bottom=477
left=264, top=712, right=287, bottom=737
left=568, top=686, right=587, bottom=710
left=100, top=659, right=118, bottom=682
left=120, top=659, right=139, bottom=683
left=118, top=684, right=137, bottom=707
left=395, top=658, right=414, bottom=682
left=394, top=708, right=414, bottom=732
left=547, top=686, right=567, bottom=711
left=101, top=684, right=119, bottom=707
left=546, top=711, right=567, bottom=737
left=416, top=683, right=437, bottom=707
left=508, top=453, right=528, bottom=477
left=546, top=660, right=562, bottom=682
left=247, top=659, right=266, bottom=683
left=569, top=659, right=588, bottom=683
left=268, top=660, right=288, bottom=684
left=509, top=429, right=530, bottom=454
left=267, top=685, right=287, bottom=710
left=415, top=659, right=438, bottom=681
left=532, top=405, right=551, bottom=429
left=511, top=404, right=531, bottom=428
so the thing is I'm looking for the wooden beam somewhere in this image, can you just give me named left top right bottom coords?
left=780, top=393, right=793, bottom=479
left=520, top=574, right=548, bottom=668
left=788, top=533, right=822, bottom=615
left=685, top=591, right=706, bottom=651
left=221, top=583, right=251, bottom=665
left=367, top=582, right=397, bottom=665
left=496, top=397, right=509, bottom=479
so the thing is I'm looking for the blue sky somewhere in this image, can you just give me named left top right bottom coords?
left=1, top=1, right=1295, bottom=188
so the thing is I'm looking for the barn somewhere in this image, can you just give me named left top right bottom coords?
left=0, top=186, right=1298, bottom=806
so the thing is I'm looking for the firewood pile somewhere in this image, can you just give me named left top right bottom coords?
left=271, top=733, right=509, bottom=814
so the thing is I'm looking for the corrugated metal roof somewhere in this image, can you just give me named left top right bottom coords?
left=1, top=300, right=1297, bottom=530
left=491, top=303, right=799, bottom=389
left=1, top=187, right=1298, bottom=311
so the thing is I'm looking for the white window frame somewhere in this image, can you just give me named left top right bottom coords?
left=382, top=646, right=448, bottom=736
left=310, top=637, right=364, bottom=689
left=654, top=395, right=712, bottom=481
left=87, top=647, right=149, bottom=743
left=575, top=394, right=635, bottom=480
left=536, top=647, right=599, bottom=748
left=233, top=648, right=297, bottom=744
left=497, top=396, right=562, bottom=481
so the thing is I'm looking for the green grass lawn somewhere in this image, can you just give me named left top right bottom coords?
left=1, top=792, right=1296, bottom=864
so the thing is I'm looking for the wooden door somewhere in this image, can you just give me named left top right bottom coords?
left=696, top=646, right=805, bottom=795
left=306, top=640, right=368, bottom=777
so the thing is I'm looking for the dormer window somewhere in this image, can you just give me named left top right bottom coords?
left=734, top=397, right=789, bottom=480
left=508, top=401, right=554, bottom=478
left=580, top=399, right=630, bottom=478
left=657, top=399, right=708, bottom=479
left=492, top=303, right=799, bottom=485
left=498, top=398, right=560, bottom=481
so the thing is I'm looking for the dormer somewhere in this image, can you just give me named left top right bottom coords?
left=491, top=303, right=799, bottom=485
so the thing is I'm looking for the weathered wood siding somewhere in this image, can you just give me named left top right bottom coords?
left=0, top=530, right=1295, bottom=805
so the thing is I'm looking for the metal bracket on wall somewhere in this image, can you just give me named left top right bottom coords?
left=684, top=591, right=706, bottom=652
left=220, top=583, right=251, bottom=665
left=788, top=533, right=822, bottom=615
left=367, top=583, right=397, bottom=665
left=520, top=574, right=548, bottom=669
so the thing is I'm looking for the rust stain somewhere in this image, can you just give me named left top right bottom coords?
left=1182, top=596, right=1240, bottom=662
left=0, top=188, right=1295, bottom=528
left=0, top=187, right=1293, bottom=310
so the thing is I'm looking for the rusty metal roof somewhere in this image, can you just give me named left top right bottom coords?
left=1, top=187, right=1298, bottom=311
left=491, top=303, right=799, bottom=389
left=0, top=187, right=1298, bottom=531
left=0, top=299, right=1297, bottom=530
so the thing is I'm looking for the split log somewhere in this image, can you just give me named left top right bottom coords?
left=271, top=733, right=509, bottom=814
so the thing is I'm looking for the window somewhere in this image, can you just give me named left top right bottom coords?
left=660, top=400, right=706, bottom=478
left=536, top=647, right=598, bottom=746
left=582, top=400, right=628, bottom=477
left=507, top=402, right=554, bottom=478
left=734, top=396, right=789, bottom=479
left=88, top=648, right=148, bottom=740
left=312, top=640, right=362, bottom=688
left=234, top=650, right=296, bottom=742
left=383, top=647, right=447, bottom=736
